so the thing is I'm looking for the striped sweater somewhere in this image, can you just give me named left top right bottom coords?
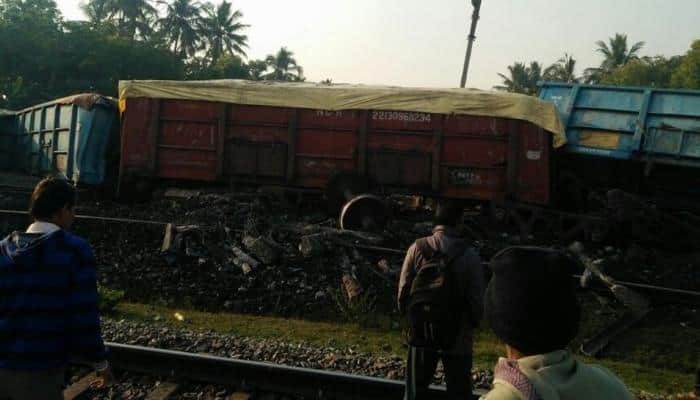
left=0, top=228, right=107, bottom=370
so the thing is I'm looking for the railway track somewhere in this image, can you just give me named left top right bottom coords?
left=65, top=342, right=484, bottom=400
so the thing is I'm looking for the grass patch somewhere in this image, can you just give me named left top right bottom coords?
left=113, top=302, right=696, bottom=394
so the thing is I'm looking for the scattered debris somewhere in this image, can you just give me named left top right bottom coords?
left=569, top=241, right=651, bottom=357
left=230, top=392, right=251, bottom=400
left=229, top=244, right=260, bottom=270
left=242, top=235, right=281, bottom=264
left=160, top=224, right=207, bottom=265
left=570, top=241, right=650, bottom=314
left=606, top=189, right=700, bottom=250
left=298, top=233, right=327, bottom=258
left=164, top=188, right=201, bottom=199
left=377, top=259, right=390, bottom=274
left=342, top=274, right=362, bottom=301
left=3, top=185, right=693, bottom=321
left=239, top=263, right=252, bottom=275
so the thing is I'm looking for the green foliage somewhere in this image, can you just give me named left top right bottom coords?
left=0, top=0, right=305, bottom=108
left=600, top=56, right=683, bottom=87
left=543, top=53, right=578, bottom=83
left=596, top=33, right=645, bottom=72
left=506, top=34, right=699, bottom=90
left=99, top=0, right=158, bottom=41
left=187, top=54, right=248, bottom=79
left=671, top=40, right=700, bottom=89
left=0, top=0, right=63, bottom=106
left=329, top=287, right=378, bottom=326
left=264, top=47, right=305, bottom=82
left=199, top=0, right=248, bottom=64
left=159, top=0, right=202, bottom=59
left=248, top=59, right=269, bottom=81
left=97, top=285, right=124, bottom=314
left=494, top=61, right=542, bottom=95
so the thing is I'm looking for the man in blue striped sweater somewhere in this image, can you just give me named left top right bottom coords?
left=0, top=177, right=113, bottom=399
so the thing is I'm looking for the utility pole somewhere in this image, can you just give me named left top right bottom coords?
left=460, top=0, right=482, bottom=88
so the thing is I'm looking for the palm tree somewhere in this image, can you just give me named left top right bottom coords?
left=495, top=62, right=529, bottom=93
left=528, top=61, right=542, bottom=87
left=495, top=61, right=542, bottom=95
left=596, top=33, right=645, bottom=71
left=544, top=53, right=578, bottom=83
left=248, top=59, right=268, bottom=80
left=104, top=0, right=158, bottom=40
left=80, top=0, right=111, bottom=27
left=264, top=47, right=304, bottom=81
left=200, top=1, right=248, bottom=65
left=159, top=0, right=202, bottom=59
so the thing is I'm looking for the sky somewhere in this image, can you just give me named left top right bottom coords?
left=55, top=0, right=700, bottom=90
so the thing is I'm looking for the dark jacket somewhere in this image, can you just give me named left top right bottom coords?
left=0, top=229, right=107, bottom=370
left=397, top=226, right=485, bottom=354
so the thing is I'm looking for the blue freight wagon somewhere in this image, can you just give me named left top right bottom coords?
left=539, top=82, right=700, bottom=166
left=0, top=109, right=17, bottom=171
left=539, top=82, right=700, bottom=203
left=12, top=94, right=118, bottom=185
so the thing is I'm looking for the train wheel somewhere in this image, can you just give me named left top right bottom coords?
left=325, top=173, right=371, bottom=215
left=339, top=194, right=391, bottom=231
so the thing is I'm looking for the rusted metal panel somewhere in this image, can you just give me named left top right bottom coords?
left=516, top=124, right=551, bottom=205
left=157, top=109, right=218, bottom=181
left=507, top=128, right=520, bottom=198
left=368, top=151, right=431, bottom=187
left=226, top=139, right=287, bottom=178
left=358, top=111, right=369, bottom=176
left=258, top=143, right=287, bottom=177
left=286, top=109, right=298, bottom=183
left=120, top=98, right=152, bottom=176
left=431, top=115, right=444, bottom=191
left=121, top=98, right=552, bottom=205
left=217, top=103, right=227, bottom=177
left=148, top=99, right=161, bottom=174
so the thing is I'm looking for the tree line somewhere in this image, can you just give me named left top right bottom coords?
left=0, top=0, right=304, bottom=108
left=496, top=33, right=700, bottom=95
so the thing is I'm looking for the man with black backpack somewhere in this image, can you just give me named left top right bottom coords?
left=398, top=200, right=484, bottom=400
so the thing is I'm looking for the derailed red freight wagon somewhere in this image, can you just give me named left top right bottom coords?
left=118, top=80, right=566, bottom=215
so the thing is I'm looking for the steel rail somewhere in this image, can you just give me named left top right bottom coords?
left=572, top=274, right=700, bottom=299
left=101, top=342, right=484, bottom=400
left=0, top=209, right=169, bottom=226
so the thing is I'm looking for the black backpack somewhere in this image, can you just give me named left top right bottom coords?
left=406, top=238, right=464, bottom=350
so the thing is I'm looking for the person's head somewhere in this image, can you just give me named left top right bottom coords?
left=484, top=246, right=580, bottom=358
left=29, top=176, right=77, bottom=229
left=433, top=200, right=464, bottom=227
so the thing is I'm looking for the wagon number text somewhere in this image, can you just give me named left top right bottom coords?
left=372, top=111, right=431, bottom=122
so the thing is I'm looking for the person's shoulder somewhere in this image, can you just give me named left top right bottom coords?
left=59, top=230, right=88, bottom=247
left=0, top=234, right=12, bottom=263
left=410, top=236, right=432, bottom=251
left=581, top=362, right=634, bottom=398
left=480, top=380, right=526, bottom=400
left=0, top=234, right=10, bottom=249
left=60, top=231, right=95, bottom=259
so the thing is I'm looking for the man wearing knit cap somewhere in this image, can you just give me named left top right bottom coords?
left=480, top=247, right=633, bottom=400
